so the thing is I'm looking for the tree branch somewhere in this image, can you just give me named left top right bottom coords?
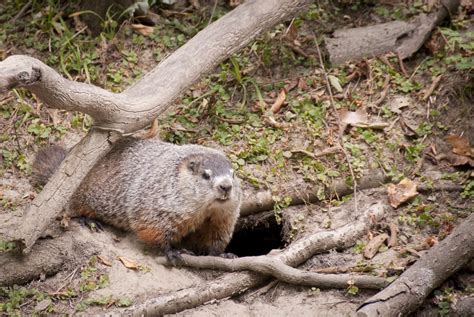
left=241, top=171, right=389, bottom=216
left=0, top=0, right=313, bottom=252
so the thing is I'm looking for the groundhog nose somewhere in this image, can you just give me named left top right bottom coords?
left=219, top=184, right=232, bottom=194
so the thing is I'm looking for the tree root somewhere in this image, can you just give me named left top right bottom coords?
left=156, top=254, right=389, bottom=290
left=122, top=198, right=390, bottom=315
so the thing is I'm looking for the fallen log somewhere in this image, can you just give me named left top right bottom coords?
left=357, top=213, right=474, bottom=317
left=241, top=171, right=389, bottom=216
left=0, top=231, right=97, bottom=286
left=325, top=0, right=460, bottom=65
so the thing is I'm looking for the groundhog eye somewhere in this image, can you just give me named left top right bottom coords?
left=202, top=171, right=211, bottom=180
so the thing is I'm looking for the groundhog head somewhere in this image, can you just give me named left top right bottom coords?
left=180, top=152, right=241, bottom=207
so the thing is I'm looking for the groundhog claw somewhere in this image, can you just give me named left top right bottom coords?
left=79, top=216, right=104, bottom=232
left=219, top=252, right=238, bottom=259
left=165, top=248, right=184, bottom=266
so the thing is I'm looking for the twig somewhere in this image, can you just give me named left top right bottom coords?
left=123, top=200, right=389, bottom=315
left=314, top=34, right=358, bottom=213
left=207, top=0, right=218, bottom=26
left=422, top=75, right=442, bottom=101
left=388, top=222, right=399, bottom=247
left=373, top=75, right=391, bottom=108
left=396, top=51, right=408, bottom=76
left=291, top=146, right=341, bottom=159
left=10, top=0, right=32, bottom=23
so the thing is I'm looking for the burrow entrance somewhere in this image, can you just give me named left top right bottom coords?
left=226, top=213, right=285, bottom=257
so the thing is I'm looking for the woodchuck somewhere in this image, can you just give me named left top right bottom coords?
left=33, top=138, right=242, bottom=263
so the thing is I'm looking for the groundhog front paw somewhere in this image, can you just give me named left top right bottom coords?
left=79, top=216, right=104, bottom=232
left=164, top=248, right=184, bottom=266
left=218, top=252, right=238, bottom=259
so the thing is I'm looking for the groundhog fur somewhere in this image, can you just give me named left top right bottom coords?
left=33, top=138, right=242, bottom=262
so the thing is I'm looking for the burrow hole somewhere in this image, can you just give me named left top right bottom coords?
left=226, top=214, right=285, bottom=257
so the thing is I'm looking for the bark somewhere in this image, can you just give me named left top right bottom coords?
left=357, top=213, right=474, bottom=317
left=240, top=171, right=389, bottom=216
left=0, top=130, right=114, bottom=253
left=0, top=230, right=97, bottom=286
left=325, top=0, right=460, bottom=65
left=122, top=197, right=390, bottom=315
left=0, top=0, right=312, bottom=252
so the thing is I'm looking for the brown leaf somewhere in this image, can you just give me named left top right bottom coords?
left=97, top=255, right=112, bottom=267
left=446, top=135, right=474, bottom=158
left=387, top=178, right=418, bottom=208
left=118, top=256, right=140, bottom=270
left=388, top=222, right=399, bottom=247
left=423, top=236, right=438, bottom=248
left=340, top=108, right=369, bottom=126
left=448, top=153, right=474, bottom=167
left=270, top=89, right=286, bottom=114
left=363, top=233, right=389, bottom=259
left=284, top=79, right=299, bottom=92
left=131, top=24, right=154, bottom=36
left=285, top=21, right=298, bottom=42
left=297, top=78, right=309, bottom=91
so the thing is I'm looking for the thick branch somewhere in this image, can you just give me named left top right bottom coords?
left=357, top=213, right=474, bottom=317
left=123, top=198, right=390, bottom=315
left=0, top=130, right=114, bottom=252
left=0, top=0, right=312, bottom=133
left=241, top=171, right=389, bottom=216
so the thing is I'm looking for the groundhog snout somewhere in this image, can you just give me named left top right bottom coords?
left=215, top=178, right=233, bottom=199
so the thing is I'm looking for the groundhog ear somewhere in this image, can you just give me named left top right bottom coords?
left=187, top=160, right=201, bottom=174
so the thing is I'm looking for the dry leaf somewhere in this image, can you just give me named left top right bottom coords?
left=387, top=178, right=418, bottom=208
left=445, top=135, right=474, bottom=167
left=328, top=75, right=343, bottom=93
left=446, top=135, right=474, bottom=157
left=118, top=256, right=139, bottom=270
left=363, top=233, right=388, bottom=259
left=423, top=236, right=438, bottom=248
left=270, top=89, right=286, bottom=113
left=97, top=255, right=112, bottom=267
left=448, top=153, right=474, bottom=167
left=297, top=78, right=309, bottom=91
left=229, top=0, right=242, bottom=8
left=131, top=24, right=154, bottom=36
left=340, top=108, right=369, bottom=131
left=388, top=95, right=411, bottom=114
left=285, top=21, right=298, bottom=42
